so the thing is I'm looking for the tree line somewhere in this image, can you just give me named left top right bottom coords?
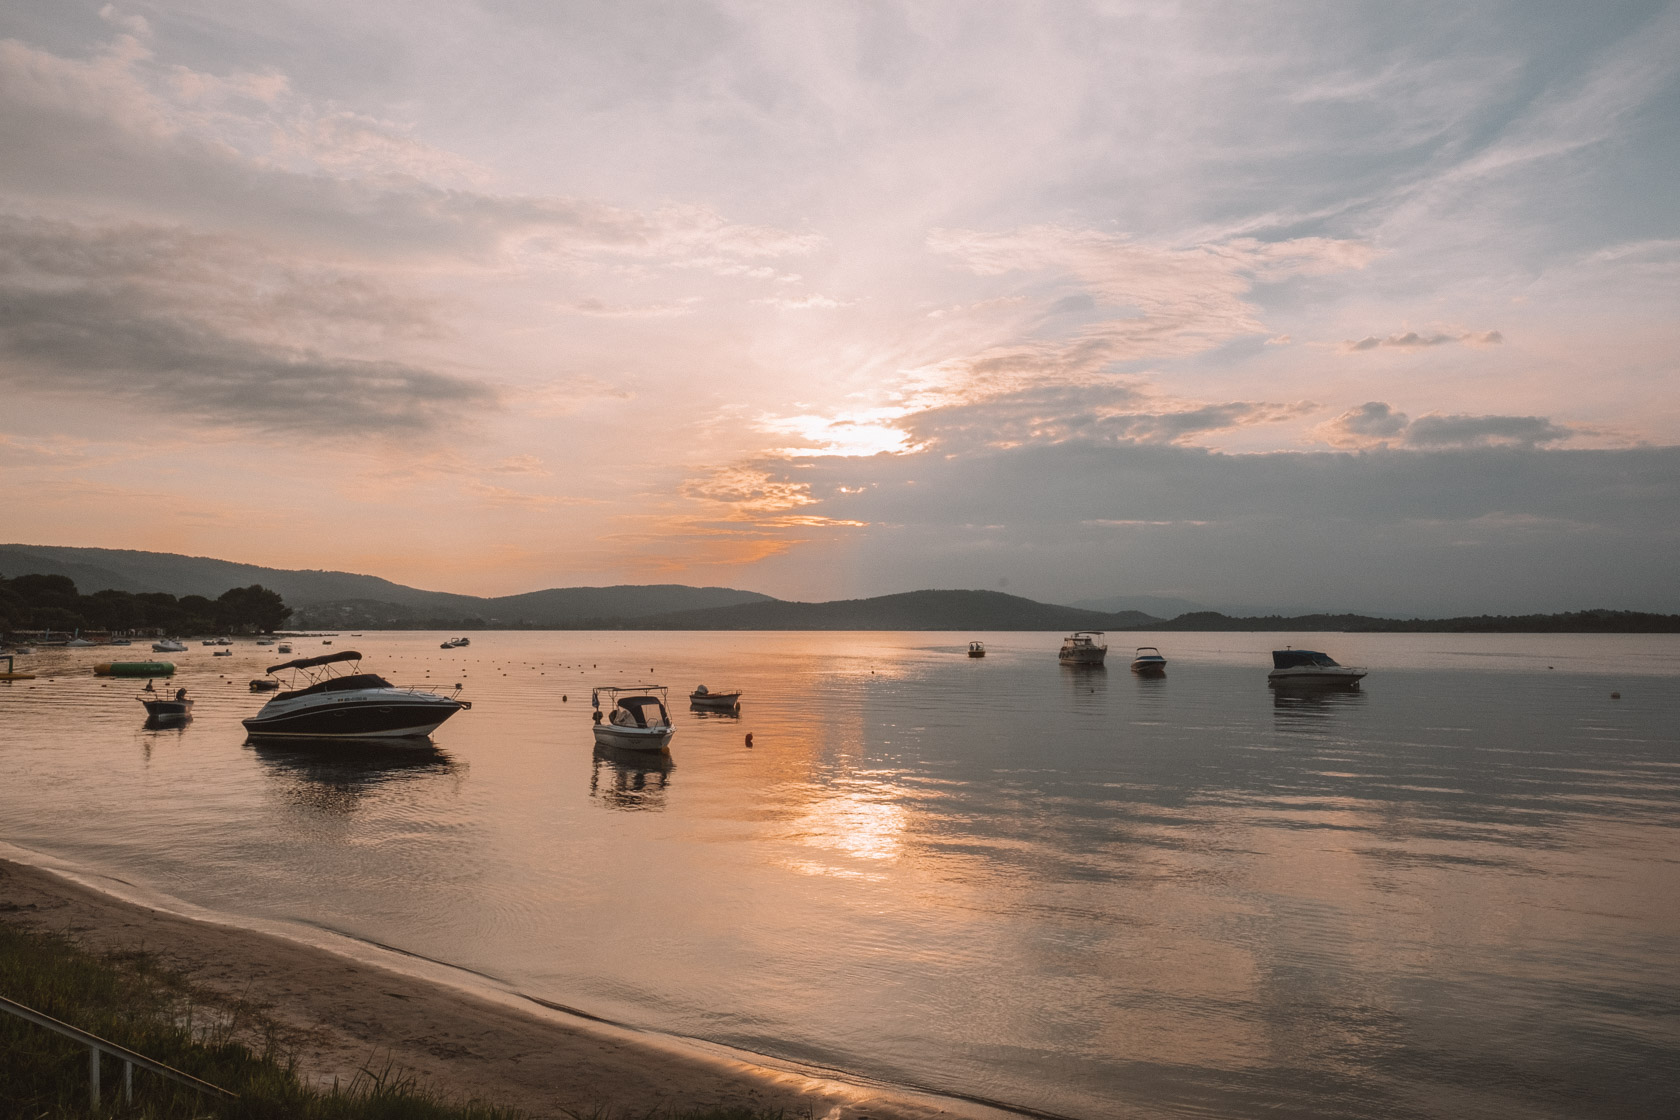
left=0, top=573, right=293, bottom=635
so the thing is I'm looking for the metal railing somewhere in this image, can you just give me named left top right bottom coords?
left=0, top=993, right=237, bottom=1109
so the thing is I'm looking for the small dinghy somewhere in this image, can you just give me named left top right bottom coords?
left=689, top=684, right=743, bottom=710
left=138, top=681, right=193, bottom=719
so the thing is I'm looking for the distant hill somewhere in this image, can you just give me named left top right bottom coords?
left=0, top=545, right=772, bottom=624
left=1066, top=593, right=1210, bottom=617
left=1143, top=609, right=1680, bottom=633
left=623, top=589, right=1161, bottom=631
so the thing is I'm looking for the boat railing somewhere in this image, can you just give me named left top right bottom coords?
left=0, top=994, right=237, bottom=1109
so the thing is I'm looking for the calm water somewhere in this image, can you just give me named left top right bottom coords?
left=1, top=631, right=1678, bottom=1119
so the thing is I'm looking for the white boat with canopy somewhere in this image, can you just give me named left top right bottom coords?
left=592, top=685, right=675, bottom=752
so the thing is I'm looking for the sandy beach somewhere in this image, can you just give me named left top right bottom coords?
left=0, top=857, right=1009, bottom=1120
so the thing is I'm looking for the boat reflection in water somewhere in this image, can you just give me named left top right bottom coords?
left=1271, top=684, right=1368, bottom=728
left=246, top=737, right=458, bottom=816
left=590, top=743, right=673, bottom=811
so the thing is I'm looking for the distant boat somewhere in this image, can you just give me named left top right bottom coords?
left=689, top=684, right=742, bottom=710
left=65, top=638, right=95, bottom=648
left=215, top=637, right=233, bottom=646
left=440, top=637, right=471, bottom=649
left=1268, top=649, right=1367, bottom=688
left=1130, top=646, right=1167, bottom=675
left=212, top=649, right=232, bottom=657
left=256, top=638, right=276, bottom=646
left=277, top=643, right=293, bottom=654
left=1058, top=631, right=1107, bottom=666
left=249, top=678, right=279, bottom=692
left=109, top=639, right=132, bottom=646
left=152, top=639, right=188, bottom=653
left=968, top=641, right=986, bottom=658
left=593, top=685, right=675, bottom=752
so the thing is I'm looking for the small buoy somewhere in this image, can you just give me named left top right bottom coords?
left=745, top=733, right=754, bottom=747
left=1548, top=666, right=1554, bottom=670
left=1611, top=692, right=1621, bottom=699
left=562, top=694, right=567, bottom=702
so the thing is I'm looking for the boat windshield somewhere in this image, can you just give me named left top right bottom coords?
left=613, top=696, right=670, bottom=728
left=1272, top=650, right=1342, bottom=669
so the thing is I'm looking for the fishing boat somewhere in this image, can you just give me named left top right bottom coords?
left=153, top=638, right=188, bottom=652
left=689, top=684, right=742, bottom=710
left=1268, top=649, right=1367, bottom=688
left=138, top=681, right=193, bottom=719
left=1058, top=631, right=1107, bottom=666
left=968, top=641, right=986, bottom=658
left=1129, top=646, right=1167, bottom=675
left=592, top=685, right=675, bottom=752
left=243, top=650, right=471, bottom=739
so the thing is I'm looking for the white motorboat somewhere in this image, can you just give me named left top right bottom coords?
left=689, top=684, right=742, bottom=710
left=277, top=643, right=292, bottom=654
left=1058, top=631, right=1107, bottom=665
left=243, top=650, right=471, bottom=739
left=256, top=638, right=276, bottom=646
left=1130, top=646, right=1167, bottom=674
left=592, top=685, right=675, bottom=752
left=968, top=641, right=986, bottom=658
left=152, top=638, right=188, bottom=653
left=65, top=638, right=95, bottom=647
left=440, top=637, right=472, bottom=649
left=1268, top=649, right=1367, bottom=688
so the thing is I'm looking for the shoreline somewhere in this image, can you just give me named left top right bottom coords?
left=0, top=854, right=1018, bottom=1120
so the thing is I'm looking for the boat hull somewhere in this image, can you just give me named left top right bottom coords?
left=141, top=699, right=194, bottom=718
left=591, top=724, right=674, bottom=752
left=243, top=692, right=466, bottom=739
left=1268, top=667, right=1366, bottom=688
left=688, top=693, right=741, bottom=710
left=1130, top=659, right=1166, bottom=674
left=1059, top=649, right=1106, bottom=665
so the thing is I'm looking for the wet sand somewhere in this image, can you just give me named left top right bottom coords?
left=0, top=858, right=1004, bottom=1120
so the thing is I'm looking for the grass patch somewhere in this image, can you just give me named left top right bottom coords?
left=0, top=922, right=801, bottom=1120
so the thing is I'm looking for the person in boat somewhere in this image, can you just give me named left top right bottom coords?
left=176, top=687, right=187, bottom=701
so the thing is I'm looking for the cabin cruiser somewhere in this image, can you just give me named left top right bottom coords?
left=592, top=685, right=675, bottom=752
left=1130, top=646, right=1167, bottom=675
left=689, top=684, right=742, bottom=710
left=152, top=638, right=188, bottom=653
left=242, top=650, right=471, bottom=739
left=1268, top=649, right=1367, bottom=688
left=968, top=641, right=986, bottom=658
left=1058, top=631, right=1107, bottom=665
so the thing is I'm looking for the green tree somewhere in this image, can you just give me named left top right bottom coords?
left=216, top=584, right=292, bottom=633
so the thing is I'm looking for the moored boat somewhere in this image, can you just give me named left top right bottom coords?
left=138, top=682, right=193, bottom=719
left=1058, top=631, right=1107, bottom=665
left=153, top=638, right=188, bottom=652
left=1130, top=646, right=1167, bottom=674
left=689, top=684, right=742, bottom=710
left=243, top=650, right=471, bottom=739
left=1268, top=649, right=1367, bottom=688
left=968, top=641, right=986, bottom=658
left=593, top=685, right=675, bottom=751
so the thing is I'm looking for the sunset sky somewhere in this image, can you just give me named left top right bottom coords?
left=2, top=1, right=1677, bottom=614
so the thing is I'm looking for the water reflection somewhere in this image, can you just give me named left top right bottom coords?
left=247, top=738, right=457, bottom=815
left=1061, top=662, right=1108, bottom=704
left=590, top=743, right=674, bottom=811
left=1271, top=685, right=1367, bottom=727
